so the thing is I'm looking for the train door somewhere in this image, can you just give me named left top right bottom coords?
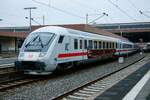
left=79, top=37, right=84, bottom=60
left=61, top=35, right=71, bottom=55
left=66, top=36, right=71, bottom=53
left=57, top=35, right=71, bottom=63
left=56, top=35, right=73, bottom=70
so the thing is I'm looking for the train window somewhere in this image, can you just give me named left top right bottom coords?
left=106, top=42, right=109, bottom=48
left=116, top=43, right=118, bottom=48
left=74, top=39, right=78, bottom=49
left=80, top=40, right=83, bottom=49
left=99, top=41, right=101, bottom=49
left=120, top=44, right=122, bottom=49
left=123, top=44, right=125, bottom=48
left=109, top=42, right=111, bottom=49
left=110, top=42, right=113, bottom=48
left=112, top=43, right=114, bottom=48
left=88, top=40, right=93, bottom=49
left=94, top=41, right=97, bottom=49
left=103, top=42, right=105, bottom=49
left=58, top=35, right=64, bottom=43
left=113, top=43, right=115, bottom=48
left=84, top=40, right=87, bottom=49
left=110, top=43, right=112, bottom=48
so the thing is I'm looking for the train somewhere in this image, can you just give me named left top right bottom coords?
left=15, top=26, right=136, bottom=75
left=143, top=43, right=150, bottom=52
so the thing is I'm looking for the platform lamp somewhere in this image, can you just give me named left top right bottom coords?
left=24, top=7, right=37, bottom=31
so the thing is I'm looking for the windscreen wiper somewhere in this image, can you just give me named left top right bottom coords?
left=25, top=35, right=38, bottom=47
left=25, top=35, right=44, bottom=48
left=38, top=36, right=44, bottom=48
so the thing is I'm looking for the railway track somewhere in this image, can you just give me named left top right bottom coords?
left=0, top=76, right=42, bottom=91
left=52, top=54, right=150, bottom=100
left=0, top=54, right=148, bottom=98
left=0, top=63, right=16, bottom=75
left=0, top=64, right=41, bottom=91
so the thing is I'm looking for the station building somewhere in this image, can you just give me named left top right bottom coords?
left=94, top=22, right=150, bottom=42
left=0, top=22, right=150, bottom=53
left=0, top=27, right=28, bottom=53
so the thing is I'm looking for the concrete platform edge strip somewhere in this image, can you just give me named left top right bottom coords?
left=122, top=69, right=150, bottom=100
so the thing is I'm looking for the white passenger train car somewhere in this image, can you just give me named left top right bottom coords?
left=15, top=26, right=135, bottom=75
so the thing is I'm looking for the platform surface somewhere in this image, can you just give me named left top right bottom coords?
left=95, top=61, right=150, bottom=100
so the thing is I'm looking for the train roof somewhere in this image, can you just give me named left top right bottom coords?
left=31, top=26, right=131, bottom=43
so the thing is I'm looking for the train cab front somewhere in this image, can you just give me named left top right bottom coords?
left=15, top=31, right=56, bottom=75
left=15, top=53, right=51, bottom=75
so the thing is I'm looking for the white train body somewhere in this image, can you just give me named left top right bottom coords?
left=15, top=26, right=135, bottom=75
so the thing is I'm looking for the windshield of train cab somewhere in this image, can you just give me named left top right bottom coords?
left=23, top=32, right=55, bottom=52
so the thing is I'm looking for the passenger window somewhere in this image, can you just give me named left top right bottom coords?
left=110, top=43, right=112, bottom=48
left=58, top=35, right=64, bottom=43
left=120, top=44, right=122, bottom=48
left=94, top=41, right=97, bottom=49
left=106, top=42, right=109, bottom=48
left=116, top=43, right=118, bottom=48
left=74, top=39, right=78, bottom=49
left=99, top=41, right=101, bottom=49
left=103, top=42, right=105, bottom=49
left=84, top=40, right=87, bottom=49
left=80, top=40, right=83, bottom=49
left=112, top=43, right=114, bottom=48
left=88, top=40, right=93, bottom=49
left=110, top=42, right=112, bottom=48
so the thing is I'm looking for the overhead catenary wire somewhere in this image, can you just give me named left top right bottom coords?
left=64, top=0, right=97, bottom=11
left=127, top=0, right=150, bottom=19
left=107, top=0, right=137, bottom=21
left=139, top=10, right=150, bottom=18
left=127, top=0, right=139, bottom=11
left=126, top=0, right=144, bottom=20
left=89, top=12, right=108, bottom=24
left=32, top=0, right=85, bottom=20
left=31, top=18, right=41, bottom=25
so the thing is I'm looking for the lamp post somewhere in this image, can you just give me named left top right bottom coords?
left=24, top=7, right=37, bottom=31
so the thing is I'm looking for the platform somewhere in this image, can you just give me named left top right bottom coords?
left=95, top=61, right=150, bottom=100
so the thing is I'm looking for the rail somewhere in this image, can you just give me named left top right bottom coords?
left=0, top=76, right=42, bottom=91
left=0, top=63, right=16, bottom=75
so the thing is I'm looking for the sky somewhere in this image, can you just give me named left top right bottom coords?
left=0, top=0, right=150, bottom=27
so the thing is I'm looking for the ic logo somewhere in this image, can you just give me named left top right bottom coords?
left=28, top=54, right=33, bottom=58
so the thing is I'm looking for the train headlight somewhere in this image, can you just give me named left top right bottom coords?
left=39, top=52, right=47, bottom=57
left=19, top=53, right=24, bottom=57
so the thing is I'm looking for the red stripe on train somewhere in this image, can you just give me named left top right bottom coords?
left=58, top=49, right=134, bottom=58
left=58, top=52, right=87, bottom=58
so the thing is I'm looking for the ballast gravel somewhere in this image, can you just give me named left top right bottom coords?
left=0, top=53, right=145, bottom=100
